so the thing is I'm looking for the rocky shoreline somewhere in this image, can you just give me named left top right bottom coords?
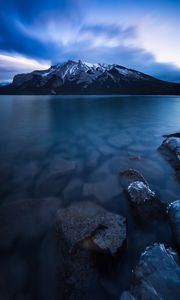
left=0, top=132, right=180, bottom=299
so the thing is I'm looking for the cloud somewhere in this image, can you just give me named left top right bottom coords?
left=0, top=0, right=180, bottom=82
left=0, top=54, right=50, bottom=81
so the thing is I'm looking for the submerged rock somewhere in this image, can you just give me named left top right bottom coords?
left=56, top=202, right=126, bottom=299
left=63, top=178, right=83, bottom=203
left=159, top=136, right=180, bottom=182
left=83, top=175, right=122, bottom=203
left=168, top=200, right=180, bottom=249
left=35, top=158, right=76, bottom=197
left=0, top=197, right=60, bottom=249
left=120, top=243, right=180, bottom=300
left=120, top=169, right=166, bottom=220
left=108, top=134, right=132, bottom=149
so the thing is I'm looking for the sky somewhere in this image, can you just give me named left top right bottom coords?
left=0, top=0, right=180, bottom=82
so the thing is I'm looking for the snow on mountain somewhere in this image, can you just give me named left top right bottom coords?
left=36, top=60, right=147, bottom=85
left=2, top=59, right=180, bottom=95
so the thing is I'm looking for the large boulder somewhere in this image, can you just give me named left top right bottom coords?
left=159, top=135, right=180, bottom=182
left=168, top=200, right=180, bottom=249
left=56, top=201, right=127, bottom=299
left=120, top=169, right=166, bottom=220
left=120, top=243, right=180, bottom=300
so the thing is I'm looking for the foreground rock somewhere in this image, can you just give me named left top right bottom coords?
left=120, top=169, right=166, bottom=220
left=0, top=197, right=60, bottom=249
left=163, top=132, right=180, bottom=138
left=159, top=135, right=180, bottom=182
left=168, top=200, right=180, bottom=249
left=121, top=243, right=180, bottom=300
left=56, top=202, right=126, bottom=299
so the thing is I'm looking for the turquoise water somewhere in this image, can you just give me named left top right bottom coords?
left=0, top=95, right=180, bottom=299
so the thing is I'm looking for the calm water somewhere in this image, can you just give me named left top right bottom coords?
left=0, top=95, right=180, bottom=299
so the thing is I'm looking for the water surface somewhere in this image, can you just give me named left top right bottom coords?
left=0, top=95, right=180, bottom=299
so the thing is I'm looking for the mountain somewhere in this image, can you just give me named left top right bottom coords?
left=0, top=80, right=12, bottom=87
left=1, top=60, right=180, bottom=95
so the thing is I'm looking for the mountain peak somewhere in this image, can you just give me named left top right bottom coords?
left=1, top=60, right=180, bottom=95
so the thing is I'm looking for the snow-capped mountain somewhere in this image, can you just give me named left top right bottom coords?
left=1, top=60, right=180, bottom=95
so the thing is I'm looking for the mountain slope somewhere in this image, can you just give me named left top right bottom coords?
left=1, top=60, right=180, bottom=95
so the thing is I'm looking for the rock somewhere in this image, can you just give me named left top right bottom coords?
left=109, top=156, right=129, bottom=174
left=85, top=150, right=100, bottom=170
left=168, top=200, right=180, bottom=249
left=46, top=157, right=76, bottom=176
left=98, top=144, right=117, bottom=156
left=35, top=158, right=76, bottom=197
left=63, top=178, right=83, bottom=203
left=120, top=291, right=137, bottom=300
left=57, top=201, right=126, bottom=256
left=129, top=155, right=142, bottom=161
left=127, top=181, right=156, bottom=205
left=120, top=168, right=148, bottom=189
left=120, top=169, right=166, bottom=220
left=14, top=161, right=40, bottom=189
left=121, top=244, right=180, bottom=300
left=163, top=132, right=180, bottom=138
left=56, top=202, right=126, bottom=299
left=83, top=175, right=122, bottom=203
left=108, top=134, right=132, bottom=149
left=159, top=136, right=180, bottom=182
left=0, top=197, right=60, bottom=249
left=0, top=164, right=14, bottom=197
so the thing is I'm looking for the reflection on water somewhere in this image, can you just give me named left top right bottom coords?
left=0, top=95, right=180, bottom=299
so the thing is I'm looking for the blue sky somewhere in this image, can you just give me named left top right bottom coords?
left=0, top=0, right=180, bottom=82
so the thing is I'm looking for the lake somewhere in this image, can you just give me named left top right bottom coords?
left=0, top=95, right=180, bottom=299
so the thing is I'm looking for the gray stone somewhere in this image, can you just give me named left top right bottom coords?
left=160, top=137, right=180, bottom=160
left=56, top=202, right=126, bottom=299
left=163, top=132, right=180, bottom=138
left=168, top=200, right=180, bottom=249
left=127, top=181, right=155, bottom=205
left=159, top=136, right=180, bottom=182
left=121, top=169, right=166, bottom=220
left=121, top=244, right=180, bottom=300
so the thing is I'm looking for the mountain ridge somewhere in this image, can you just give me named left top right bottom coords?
left=1, top=60, right=180, bottom=95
